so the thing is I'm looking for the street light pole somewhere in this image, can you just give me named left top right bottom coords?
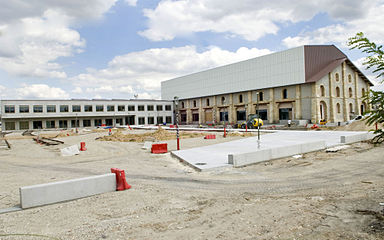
left=174, top=96, right=180, bottom=150
left=256, top=92, right=260, bottom=147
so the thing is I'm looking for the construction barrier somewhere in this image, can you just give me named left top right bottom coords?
left=151, top=143, right=168, bottom=154
left=111, top=168, right=131, bottom=191
left=204, top=135, right=216, bottom=139
left=80, top=142, right=86, bottom=151
left=169, top=125, right=175, bottom=128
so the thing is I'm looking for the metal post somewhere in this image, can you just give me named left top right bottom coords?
left=174, top=96, right=180, bottom=150
left=256, top=92, right=260, bottom=147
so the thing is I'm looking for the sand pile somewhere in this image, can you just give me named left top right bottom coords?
left=335, top=120, right=382, bottom=131
left=227, top=131, right=254, bottom=137
left=98, top=127, right=207, bottom=142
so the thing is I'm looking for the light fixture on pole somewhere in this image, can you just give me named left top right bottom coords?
left=174, top=96, right=180, bottom=150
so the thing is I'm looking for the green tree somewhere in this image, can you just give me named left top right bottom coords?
left=348, top=32, right=384, bottom=143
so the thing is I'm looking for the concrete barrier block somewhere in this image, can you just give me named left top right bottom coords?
left=271, top=144, right=301, bottom=159
left=340, top=133, right=371, bottom=144
left=231, top=149, right=271, bottom=167
left=20, top=173, right=116, bottom=209
left=300, top=140, right=326, bottom=153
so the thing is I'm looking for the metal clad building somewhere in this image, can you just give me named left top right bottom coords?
left=161, top=45, right=373, bottom=125
left=161, top=46, right=305, bottom=100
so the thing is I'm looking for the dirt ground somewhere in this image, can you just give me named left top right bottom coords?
left=0, top=129, right=383, bottom=240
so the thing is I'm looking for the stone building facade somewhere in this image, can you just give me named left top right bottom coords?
left=162, top=45, right=372, bottom=125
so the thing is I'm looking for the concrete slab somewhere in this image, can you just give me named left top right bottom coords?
left=171, top=130, right=373, bottom=171
left=20, top=173, right=116, bottom=209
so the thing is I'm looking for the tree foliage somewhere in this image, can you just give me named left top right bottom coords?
left=348, top=32, right=384, bottom=143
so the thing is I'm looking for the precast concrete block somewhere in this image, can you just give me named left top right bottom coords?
left=20, top=173, right=116, bottom=209
left=340, top=133, right=371, bottom=144
left=300, top=140, right=326, bottom=153
left=270, top=144, right=301, bottom=159
left=231, top=149, right=271, bottom=167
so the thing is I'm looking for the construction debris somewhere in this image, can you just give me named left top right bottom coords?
left=325, top=145, right=351, bottom=152
left=33, top=137, right=64, bottom=146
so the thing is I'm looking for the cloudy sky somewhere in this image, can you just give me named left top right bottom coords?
left=0, top=0, right=383, bottom=100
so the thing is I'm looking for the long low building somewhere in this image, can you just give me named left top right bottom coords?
left=0, top=99, right=174, bottom=131
left=161, top=45, right=373, bottom=125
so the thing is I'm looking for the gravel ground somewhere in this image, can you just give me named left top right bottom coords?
left=0, top=129, right=383, bottom=240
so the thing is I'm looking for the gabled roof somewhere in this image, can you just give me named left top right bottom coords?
left=304, top=45, right=373, bottom=86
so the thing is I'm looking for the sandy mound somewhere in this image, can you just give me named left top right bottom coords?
left=98, top=127, right=208, bottom=142
left=335, top=120, right=382, bottom=131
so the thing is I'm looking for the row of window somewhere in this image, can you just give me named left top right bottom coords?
left=3, top=116, right=173, bottom=130
left=4, top=104, right=172, bottom=114
left=181, top=90, right=282, bottom=109
left=335, top=73, right=355, bottom=83
left=320, top=86, right=366, bottom=98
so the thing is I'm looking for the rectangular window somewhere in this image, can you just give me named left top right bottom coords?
left=94, top=119, right=102, bottom=126
left=165, top=116, right=172, bottom=124
left=60, top=105, right=69, bottom=112
left=279, top=108, right=292, bottom=120
left=72, top=105, right=81, bottom=112
left=128, top=105, right=135, bottom=111
left=138, top=117, right=145, bottom=125
left=19, top=105, right=29, bottom=113
left=83, top=119, right=91, bottom=127
left=148, top=117, right=154, bottom=124
left=256, top=109, right=268, bottom=120
left=47, top=105, right=56, bottom=113
left=116, top=118, right=123, bottom=125
left=5, top=122, right=16, bottom=130
left=84, top=105, right=93, bottom=112
left=107, top=105, right=115, bottom=112
left=147, top=105, right=154, bottom=111
left=19, top=121, right=29, bottom=130
left=5, top=105, right=15, bottom=113
left=118, top=105, right=125, bottom=111
left=33, top=105, right=43, bottom=113
left=96, top=105, right=104, bottom=112
left=236, top=110, right=246, bottom=121
left=193, top=113, right=200, bottom=122
left=181, top=113, right=187, bottom=122
left=59, top=120, right=68, bottom=128
left=157, top=116, right=163, bottom=124
left=46, top=120, right=55, bottom=128
left=219, top=112, right=228, bottom=122
left=105, top=119, right=113, bottom=126
left=138, top=105, right=145, bottom=111
left=71, top=120, right=79, bottom=128
left=156, top=105, right=163, bottom=111
left=33, top=121, right=42, bottom=129
left=165, top=105, right=172, bottom=111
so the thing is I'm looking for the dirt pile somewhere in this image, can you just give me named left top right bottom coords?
left=227, top=131, right=255, bottom=137
left=335, top=120, right=382, bottom=131
left=98, top=127, right=208, bottom=142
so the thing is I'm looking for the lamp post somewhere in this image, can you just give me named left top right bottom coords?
left=256, top=92, right=260, bottom=147
left=174, top=96, right=180, bottom=150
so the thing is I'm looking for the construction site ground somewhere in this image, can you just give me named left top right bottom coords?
left=0, top=128, right=383, bottom=240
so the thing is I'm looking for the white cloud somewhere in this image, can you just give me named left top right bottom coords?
left=72, top=87, right=83, bottom=94
left=70, top=45, right=272, bottom=99
left=125, top=0, right=138, bottom=7
left=139, top=0, right=371, bottom=42
left=282, top=1, right=384, bottom=48
left=0, top=1, right=117, bottom=79
left=15, top=84, right=69, bottom=99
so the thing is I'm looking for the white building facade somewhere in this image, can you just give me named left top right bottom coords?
left=1, top=99, right=174, bottom=131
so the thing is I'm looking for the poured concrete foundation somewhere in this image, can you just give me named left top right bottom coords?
left=172, top=130, right=375, bottom=171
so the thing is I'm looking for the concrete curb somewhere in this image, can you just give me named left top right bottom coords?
left=20, top=173, right=116, bottom=209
